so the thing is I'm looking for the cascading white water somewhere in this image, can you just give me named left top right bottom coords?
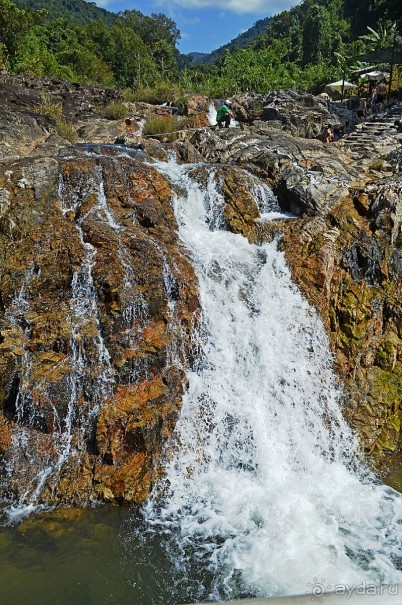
left=141, top=157, right=402, bottom=601
left=207, top=102, right=238, bottom=128
left=4, top=163, right=118, bottom=521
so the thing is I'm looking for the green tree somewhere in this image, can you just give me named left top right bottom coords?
left=0, top=0, right=32, bottom=65
left=358, top=21, right=398, bottom=49
left=109, top=25, right=158, bottom=87
left=302, top=1, right=334, bottom=64
left=115, top=10, right=180, bottom=47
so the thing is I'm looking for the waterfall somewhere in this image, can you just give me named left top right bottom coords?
left=3, top=160, right=118, bottom=521
left=140, top=157, right=402, bottom=601
left=207, top=102, right=238, bottom=128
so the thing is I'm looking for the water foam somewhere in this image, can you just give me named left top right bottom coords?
left=141, top=158, right=402, bottom=601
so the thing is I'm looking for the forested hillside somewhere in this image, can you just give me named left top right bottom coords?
left=0, top=0, right=180, bottom=87
left=0, top=0, right=401, bottom=98
left=13, top=0, right=115, bottom=25
left=183, top=0, right=402, bottom=95
left=190, top=17, right=272, bottom=65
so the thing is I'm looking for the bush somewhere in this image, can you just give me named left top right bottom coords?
left=100, top=100, right=128, bottom=120
left=34, top=95, right=77, bottom=143
left=34, top=96, right=63, bottom=122
left=125, top=82, right=183, bottom=105
left=56, top=121, right=78, bottom=143
left=143, top=116, right=180, bottom=141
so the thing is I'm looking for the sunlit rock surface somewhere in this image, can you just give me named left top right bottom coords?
left=0, top=145, right=199, bottom=506
left=0, top=74, right=401, bottom=512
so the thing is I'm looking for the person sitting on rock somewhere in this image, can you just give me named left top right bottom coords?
left=216, top=100, right=233, bottom=129
left=325, top=127, right=334, bottom=143
left=332, top=123, right=345, bottom=141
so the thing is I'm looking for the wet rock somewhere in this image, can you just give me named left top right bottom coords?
left=190, top=124, right=358, bottom=216
left=269, top=180, right=402, bottom=454
left=0, top=71, right=401, bottom=500
left=188, top=164, right=266, bottom=242
left=0, top=148, right=200, bottom=506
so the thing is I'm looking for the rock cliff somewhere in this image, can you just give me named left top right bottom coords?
left=0, top=75, right=401, bottom=509
left=0, top=144, right=199, bottom=506
left=187, top=110, right=402, bottom=455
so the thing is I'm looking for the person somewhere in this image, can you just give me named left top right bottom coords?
left=216, top=100, right=233, bottom=129
left=356, top=98, right=366, bottom=121
left=325, top=127, right=334, bottom=143
left=375, top=80, right=387, bottom=113
left=332, top=124, right=344, bottom=141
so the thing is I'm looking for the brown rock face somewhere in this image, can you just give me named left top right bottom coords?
left=188, top=109, right=402, bottom=456
left=0, top=71, right=400, bottom=509
left=0, top=146, right=199, bottom=507
left=254, top=178, right=402, bottom=455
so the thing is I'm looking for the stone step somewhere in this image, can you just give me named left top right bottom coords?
left=362, top=123, right=395, bottom=129
left=346, top=136, right=374, bottom=141
left=346, top=143, right=372, bottom=148
left=341, top=103, right=402, bottom=154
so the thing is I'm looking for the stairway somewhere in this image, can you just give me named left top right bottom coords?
left=339, top=102, right=402, bottom=159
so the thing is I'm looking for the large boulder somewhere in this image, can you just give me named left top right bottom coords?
left=231, top=89, right=354, bottom=138
left=190, top=123, right=359, bottom=216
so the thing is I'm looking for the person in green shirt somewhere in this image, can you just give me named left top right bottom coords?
left=216, top=99, right=233, bottom=128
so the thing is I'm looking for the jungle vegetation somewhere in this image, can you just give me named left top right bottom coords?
left=0, top=0, right=401, bottom=98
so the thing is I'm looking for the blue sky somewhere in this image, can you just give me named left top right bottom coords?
left=93, top=0, right=298, bottom=54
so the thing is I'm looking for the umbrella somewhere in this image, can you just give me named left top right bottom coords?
left=360, top=71, right=390, bottom=80
left=325, top=80, right=357, bottom=91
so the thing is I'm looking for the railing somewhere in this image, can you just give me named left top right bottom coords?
left=184, top=585, right=401, bottom=605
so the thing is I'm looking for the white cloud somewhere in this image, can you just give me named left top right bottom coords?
left=179, top=15, right=201, bottom=24
left=154, top=0, right=297, bottom=15
left=92, top=0, right=112, bottom=7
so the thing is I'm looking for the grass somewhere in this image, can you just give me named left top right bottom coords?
left=142, top=116, right=180, bottom=141
left=34, top=95, right=77, bottom=143
left=125, top=82, right=183, bottom=106
left=369, top=158, right=387, bottom=172
left=100, top=100, right=128, bottom=120
left=142, top=115, right=199, bottom=141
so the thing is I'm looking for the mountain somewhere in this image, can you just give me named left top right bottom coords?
left=188, top=17, right=272, bottom=65
left=13, top=0, right=115, bottom=26
left=187, top=52, right=209, bottom=65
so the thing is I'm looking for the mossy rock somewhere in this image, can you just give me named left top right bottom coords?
left=377, top=413, right=401, bottom=452
left=367, top=366, right=402, bottom=410
left=375, top=331, right=401, bottom=371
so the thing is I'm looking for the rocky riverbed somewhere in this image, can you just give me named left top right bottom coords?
left=0, top=74, right=401, bottom=508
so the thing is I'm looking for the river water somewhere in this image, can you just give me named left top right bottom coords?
left=1, top=155, right=402, bottom=604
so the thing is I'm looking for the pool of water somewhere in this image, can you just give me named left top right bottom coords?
left=0, top=506, right=190, bottom=605
left=2, top=462, right=402, bottom=605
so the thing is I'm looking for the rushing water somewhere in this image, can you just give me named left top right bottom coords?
left=2, top=151, right=402, bottom=604
left=137, top=157, right=402, bottom=602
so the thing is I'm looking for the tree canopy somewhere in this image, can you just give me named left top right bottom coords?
left=0, top=0, right=401, bottom=97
